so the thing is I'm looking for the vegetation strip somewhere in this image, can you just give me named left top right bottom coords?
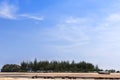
left=1, top=59, right=100, bottom=72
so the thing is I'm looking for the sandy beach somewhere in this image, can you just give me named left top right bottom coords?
left=0, top=78, right=95, bottom=80
left=0, top=72, right=120, bottom=80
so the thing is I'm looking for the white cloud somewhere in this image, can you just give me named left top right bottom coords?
left=95, top=13, right=120, bottom=42
left=19, top=14, right=44, bottom=21
left=39, top=12, right=120, bottom=69
left=65, top=16, right=80, bottom=23
left=106, top=13, right=120, bottom=23
left=41, top=16, right=91, bottom=48
left=0, top=1, right=17, bottom=19
left=0, top=1, right=44, bottom=21
left=65, top=16, right=91, bottom=24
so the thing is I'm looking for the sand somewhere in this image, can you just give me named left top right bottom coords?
left=0, top=73, right=120, bottom=80
left=0, top=78, right=94, bottom=80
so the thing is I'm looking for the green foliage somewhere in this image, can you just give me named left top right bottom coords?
left=20, top=61, right=29, bottom=72
left=1, top=59, right=101, bottom=72
left=1, top=64, right=21, bottom=72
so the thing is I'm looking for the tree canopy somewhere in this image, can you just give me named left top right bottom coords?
left=1, top=60, right=100, bottom=72
left=1, top=64, right=21, bottom=72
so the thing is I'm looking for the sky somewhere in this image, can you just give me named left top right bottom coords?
left=1, top=0, right=120, bottom=70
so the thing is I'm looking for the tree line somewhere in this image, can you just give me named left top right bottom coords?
left=1, top=59, right=100, bottom=72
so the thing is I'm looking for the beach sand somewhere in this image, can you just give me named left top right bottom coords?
left=0, top=78, right=95, bottom=80
left=0, top=73, right=120, bottom=80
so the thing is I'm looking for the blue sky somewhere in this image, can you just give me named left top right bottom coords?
left=1, top=0, right=120, bottom=70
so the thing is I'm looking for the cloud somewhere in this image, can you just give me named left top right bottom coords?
left=19, top=14, right=44, bottom=21
left=65, top=16, right=90, bottom=24
left=39, top=11, right=120, bottom=69
left=95, top=13, right=120, bottom=42
left=0, top=1, right=43, bottom=21
left=0, top=1, right=17, bottom=19
left=41, top=16, right=91, bottom=48
left=65, top=16, right=80, bottom=23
